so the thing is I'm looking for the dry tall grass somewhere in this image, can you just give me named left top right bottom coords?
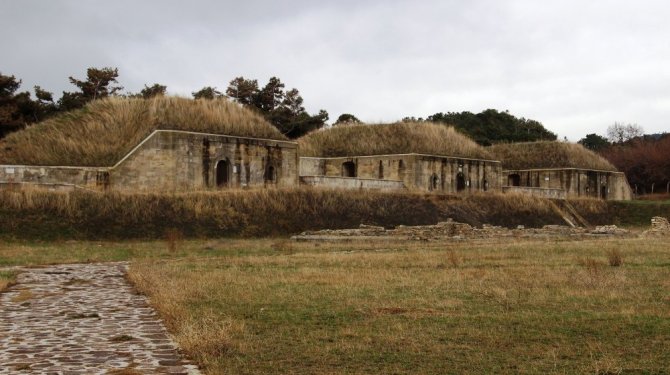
left=0, top=96, right=286, bottom=166
left=298, top=122, right=493, bottom=159
left=127, top=237, right=670, bottom=374
left=0, top=270, right=16, bottom=292
left=0, top=187, right=572, bottom=239
left=489, top=141, right=617, bottom=171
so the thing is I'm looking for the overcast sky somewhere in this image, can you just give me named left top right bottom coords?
left=3, top=0, right=670, bottom=140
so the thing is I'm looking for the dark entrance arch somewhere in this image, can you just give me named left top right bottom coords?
left=265, top=165, right=276, bottom=183
left=429, top=174, right=439, bottom=191
left=342, top=161, right=356, bottom=177
left=378, top=161, right=384, bottom=179
left=216, top=160, right=230, bottom=187
left=508, top=173, right=521, bottom=187
left=456, top=173, right=466, bottom=192
left=601, top=185, right=608, bottom=200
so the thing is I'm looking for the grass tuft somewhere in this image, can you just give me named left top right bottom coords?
left=165, top=228, right=183, bottom=254
left=607, top=248, right=623, bottom=267
left=0, top=270, right=17, bottom=292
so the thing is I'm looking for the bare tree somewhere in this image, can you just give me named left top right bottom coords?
left=607, top=122, right=644, bottom=143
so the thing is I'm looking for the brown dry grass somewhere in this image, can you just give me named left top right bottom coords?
left=0, top=187, right=574, bottom=240
left=0, top=270, right=16, bottom=292
left=127, top=237, right=670, bottom=374
left=0, top=96, right=286, bottom=166
left=298, top=122, right=493, bottom=159
left=489, top=141, right=617, bottom=171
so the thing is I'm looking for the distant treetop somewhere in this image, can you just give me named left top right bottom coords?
left=426, top=109, right=557, bottom=146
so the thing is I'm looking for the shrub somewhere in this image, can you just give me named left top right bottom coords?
left=607, top=249, right=623, bottom=267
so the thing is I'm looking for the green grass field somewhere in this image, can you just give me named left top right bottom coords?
left=2, top=237, right=669, bottom=374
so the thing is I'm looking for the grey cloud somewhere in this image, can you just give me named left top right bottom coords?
left=2, top=0, right=670, bottom=139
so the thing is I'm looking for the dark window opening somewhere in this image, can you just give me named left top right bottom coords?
left=378, top=161, right=384, bottom=179
left=265, top=165, right=277, bottom=183
left=587, top=172, right=598, bottom=197
left=202, top=138, right=211, bottom=187
left=456, top=173, right=466, bottom=192
left=96, top=171, right=110, bottom=188
left=601, top=185, right=608, bottom=199
left=342, top=161, right=356, bottom=177
left=483, top=179, right=489, bottom=191
left=216, top=160, right=230, bottom=187
left=430, top=174, right=439, bottom=191
left=508, top=174, right=521, bottom=187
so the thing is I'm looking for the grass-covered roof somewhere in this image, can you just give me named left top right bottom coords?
left=489, top=141, right=617, bottom=171
left=298, top=122, right=493, bottom=160
left=0, top=96, right=286, bottom=167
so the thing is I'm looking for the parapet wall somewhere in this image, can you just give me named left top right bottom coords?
left=299, top=176, right=405, bottom=191
left=502, top=186, right=566, bottom=199
left=0, top=165, right=106, bottom=191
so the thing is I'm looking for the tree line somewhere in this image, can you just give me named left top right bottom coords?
left=0, top=67, right=328, bottom=139
left=579, top=123, right=669, bottom=195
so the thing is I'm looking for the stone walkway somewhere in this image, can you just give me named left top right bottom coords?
left=0, top=263, right=200, bottom=374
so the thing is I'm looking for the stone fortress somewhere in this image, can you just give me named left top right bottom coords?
left=0, top=97, right=632, bottom=200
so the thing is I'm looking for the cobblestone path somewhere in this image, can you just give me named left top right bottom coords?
left=0, top=263, right=200, bottom=374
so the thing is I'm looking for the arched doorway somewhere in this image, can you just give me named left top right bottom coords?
left=508, top=174, right=521, bottom=186
left=342, top=161, right=356, bottom=177
left=216, top=160, right=230, bottom=187
left=456, top=173, right=466, bottom=192
left=601, top=185, right=608, bottom=200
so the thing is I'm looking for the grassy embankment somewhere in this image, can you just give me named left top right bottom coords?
left=123, top=237, right=669, bottom=374
left=0, top=188, right=570, bottom=240
left=2, top=187, right=669, bottom=241
left=0, top=96, right=284, bottom=167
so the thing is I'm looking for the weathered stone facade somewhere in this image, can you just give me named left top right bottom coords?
left=0, top=130, right=634, bottom=201
left=299, top=154, right=502, bottom=193
left=110, top=130, right=298, bottom=191
left=0, top=130, right=299, bottom=192
left=503, top=168, right=632, bottom=200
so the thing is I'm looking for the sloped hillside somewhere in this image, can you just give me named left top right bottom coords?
left=0, top=96, right=286, bottom=166
left=489, top=141, right=617, bottom=171
left=298, top=122, right=493, bottom=160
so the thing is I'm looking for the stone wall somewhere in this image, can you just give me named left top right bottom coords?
left=0, top=130, right=299, bottom=192
left=299, top=176, right=405, bottom=191
left=111, top=131, right=298, bottom=192
left=0, top=165, right=106, bottom=191
left=503, top=168, right=632, bottom=200
left=502, top=186, right=567, bottom=199
left=292, top=218, right=633, bottom=242
left=299, top=154, right=502, bottom=193
left=643, top=216, right=670, bottom=236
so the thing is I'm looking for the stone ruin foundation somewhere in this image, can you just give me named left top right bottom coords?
left=292, top=218, right=645, bottom=242
left=642, top=216, right=670, bottom=237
